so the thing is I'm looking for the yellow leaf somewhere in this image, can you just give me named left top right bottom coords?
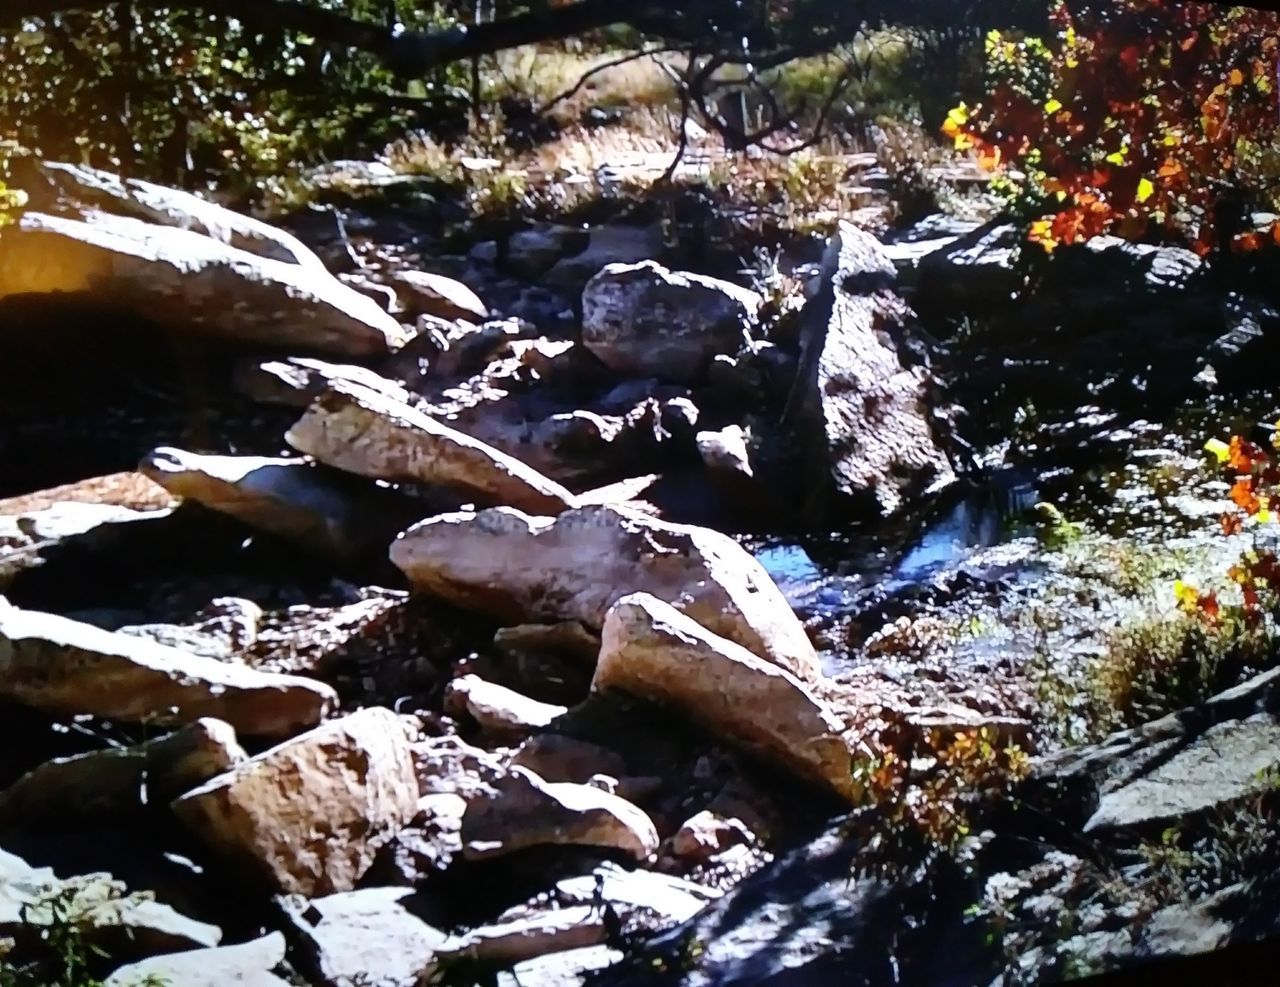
left=1205, top=438, right=1231, bottom=462
left=1105, top=149, right=1127, bottom=165
left=1174, top=580, right=1200, bottom=610
left=1044, top=98, right=1063, bottom=115
left=1136, top=177, right=1155, bottom=203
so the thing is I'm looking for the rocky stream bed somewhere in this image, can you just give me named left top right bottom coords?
left=2, top=157, right=1280, bottom=986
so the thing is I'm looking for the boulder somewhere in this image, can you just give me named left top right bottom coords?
left=506, top=224, right=589, bottom=278
left=581, top=261, right=761, bottom=383
left=1030, top=666, right=1280, bottom=834
left=670, top=810, right=754, bottom=865
left=461, top=766, right=659, bottom=862
left=780, top=221, right=955, bottom=518
left=392, top=270, right=488, bottom=323
left=595, top=595, right=853, bottom=801
left=696, top=425, right=754, bottom=478
left=444, top=675, right=568, bottom=736
left=437, top=906, right=605, bottom=969
left=412, top=735, right=506, bottom=799
left=281, top=886, right=447, bottom=987
left=0, top=600, right=336, bottom=737
left=172, top=707, right=419, bottom=896
left=390, top=505, right=820, bottom=682
left=118, top=597, right=264, bottom=662
left=0, top=717, right=247, bottom=830
left=383, top=792, right=468, bottom=881
left=105, top=933, right=291, bottom=987
left=140, top=446, right=420, bottom=559
left=0, top=207, right=406, bottom=357
left=285, top=383, right=579, bottom=515
left=16, top=157, right=327, bottom=270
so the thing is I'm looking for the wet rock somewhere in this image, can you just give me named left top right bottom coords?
left=596, top=595, right=853, bottom=802
left=286, top=382, right=579, bottom=515
left=461, top=766, right=659, bottom=862
left=234, top=356, right=412, bottom=409
left=140, top=447, right=419, bottom=560
left=0, top=185, right=406, bottom=357
left=0, top=847, right=221, bottom=965
left=391, top=505, right=820, bottom=682
left=0, top=600, right=336, bottom=737
left=781, top=221, right=955, bottom=519
left=0, top=717, right=246, bottom=830
left=281, top=886, right=447, bottom=987
left=582, top=261, right=761, bottom=383
left=511, top=735, right=628, bottom=786
left=104, top=932, right=291, bottom=987
left=173, top=707, right=419, bottom=896
left=445, top=675, right=569, bottom=736
left=392, top=269, right=488, bottom=323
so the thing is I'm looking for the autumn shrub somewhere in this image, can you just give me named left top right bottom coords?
left=948, top=0, right=1280, bottom=254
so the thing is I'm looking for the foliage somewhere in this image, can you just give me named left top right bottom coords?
left=1179, top=430, right=1280, bottom=626
left=850, top=726, right=1030, bottom=866
left=0, top=884, right=166, bottom=987
left=948, top=0, right=1280, bottom=254
left=0, top=2, right=469, bottom=195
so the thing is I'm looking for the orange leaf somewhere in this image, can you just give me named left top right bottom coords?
left=1222, top=513, right=1244, bottom=536
left=1229, top=67, right=1245, bottom=86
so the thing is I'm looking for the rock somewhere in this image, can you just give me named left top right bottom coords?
left=0, top=718, right=247, bottom=830
left=494, top=622, right=602, bottom=666
left=172, top=707, right=419, bottom=896
left=383, top=792, right=467, bottom=881
left=670, top=810, right=754, bottom=865
left=17, top=157, right=326, bottom=270
left=543, top=224, right=664, bottom=290
left=281, top=886, right=447, bottom=987
left=392, top=270, right=488, bottom=323
left=595, top=595, right=853, bottom=802
left=0, top=501, right=172, bottom=591
left=140, top=446, right=419, bottom=560
left=505, top=225, right=588, bottom=279
left=337, top=270, right=400, bottom=312
left=0, top=847, right=221, bottom=965
left=511, top=735, right=628, bottom=786
left=915, top=219, right=1022, bottom=313
left=0, top=600, right=336, bottom=737
left=412, top=735, right=506, bottom=798
left=285, top=382, right=579, bottom=515
left=501, top=945, right=623, bottom=987
left=118, top=597, right=264, bottom=662
left=428, top=319, right=528, bottom=379
left=234, top=356, right=412, bottom=409
left=104, top=932, right=291, bottom=987
left=781, top=221, right=955, bottom=518
left=444, top=675, right=568, bottom=736
left=438, top=906, right=605, bottom=969
left=391, top=505, right=820, bottom=682
left=461, top=766, right=659, bottom=862
left=0, top=204, right=405, bottom=358
left=0, top=470, right=174, bottom=516
left=696, top=425, right=754, bottom=478
left=581, top=261, right=761, bottom=383
left=1031, top=666, right=1280, bottom=834
left=555, top=862, right=718, bottom=925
